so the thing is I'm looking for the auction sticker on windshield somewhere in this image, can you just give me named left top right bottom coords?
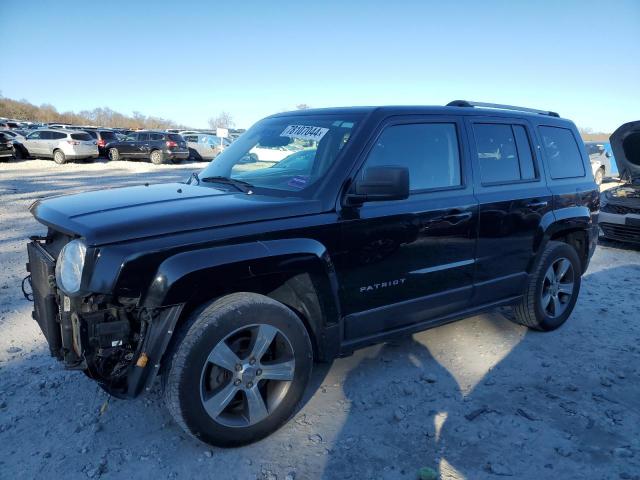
left=280, top=125, right=329, bottom=142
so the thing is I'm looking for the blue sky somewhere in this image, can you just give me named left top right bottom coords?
left=1, top=0, right=638, bottom=131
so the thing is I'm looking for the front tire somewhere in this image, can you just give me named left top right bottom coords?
left=594, top=167, right=604, bottom=186
left=164, top=293, right=313, bottom=447
left=513, top=241, right=581, bottom=331
left=150, top=149, right=164, bottom=165
left=53, top=149, right=67, bottom=164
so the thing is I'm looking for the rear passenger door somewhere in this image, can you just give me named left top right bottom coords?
left=48, top=131, right=67, bottom=154
left=467, top=118, right=553, bottom=305
left=336, top=117, right=479, bottom=340
left=137, top=132, right=151, bottom=157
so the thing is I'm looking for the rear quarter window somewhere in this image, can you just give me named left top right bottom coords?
left=70, top=133, right=93, bottom=141
left=540, top=126, right=585, bottom=179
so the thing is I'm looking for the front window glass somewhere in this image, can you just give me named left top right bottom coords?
left=363, top=123, right=461, bottom=191
left=200, top=114, right=361, bottom=193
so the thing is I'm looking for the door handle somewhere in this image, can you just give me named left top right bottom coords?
left=526, top=201, right=548, bottom=209
left=441, top=212, right=472, bottom=222
left=424, top=210, right=472, bottom=227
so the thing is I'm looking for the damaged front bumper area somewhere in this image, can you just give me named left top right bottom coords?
left=26, top=239, right=183, bottom=398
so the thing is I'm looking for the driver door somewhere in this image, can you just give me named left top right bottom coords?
left=335, top=117, right=479, bottom=341
left=24, top=130, right=47, bottom=156
left=119, top=133, right=138, bottom=156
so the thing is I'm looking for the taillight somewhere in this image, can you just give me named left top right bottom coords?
left=66, top=140, right=80, bottom=145
left=97, top=139, right=106, bottom=147
left=166, top=140, right=177, bottom=148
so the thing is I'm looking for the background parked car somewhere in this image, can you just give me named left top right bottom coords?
left=0, top=129, right=26, bottom=143
left=182, top=133, right=225, bottom=161
left=249, top=144, right=295, bottom=162
left=78, top=129, right=119, bottom=157
left=106, top=130, right=188, bottom=164
left=585, top=141, right=614, bottom=183
left=17, top=129, right=98, bottom=164
left=0, top=132, right=15, bottom=160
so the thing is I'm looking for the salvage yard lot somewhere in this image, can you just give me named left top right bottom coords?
left=1, top=159, right=640, bottom=480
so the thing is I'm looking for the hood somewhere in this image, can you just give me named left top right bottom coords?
left=30, top=182, right=322, bottom=246
left=610, top=120, right=640, bottom=180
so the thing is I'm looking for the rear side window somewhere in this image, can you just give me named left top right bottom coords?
left=138, top=133, right=150, bottom=141
left=71, top=133, right=92, bottom=141
left=540, top=126, right=585, bottom=179
left=183, top=135, right=197, bottom=142
left=364, top=123, right=461, bottom=191
left=168, top=133, right=183, bottom=142
left=51, top=132, right=67, bottom=140
left=150, top=133, right=164, bottom=141
left=100, top=131, right=116, bottom=140
left=473, top=124, right=537, bottom=184
left=83, top=130, right=98, bottom=139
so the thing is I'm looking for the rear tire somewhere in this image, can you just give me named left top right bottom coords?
left=53, top=149, right=67, bottom=165
left=108, top=148, right=120, bottom=162
left=164, top=292, right=313, bottom=447
left=512, top=241, right=581, bottom=331
left=150, top=149, right=164, bottom=165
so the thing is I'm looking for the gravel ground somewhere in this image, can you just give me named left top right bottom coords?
left=1, top=159, right=639, bottom=480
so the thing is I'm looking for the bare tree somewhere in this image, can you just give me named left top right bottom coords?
left=208, top=111, right=235, bottom=130
left=0, top=94, right=186, bottom=129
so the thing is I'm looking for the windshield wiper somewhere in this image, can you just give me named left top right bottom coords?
left=200, top=176, right=254, bottom=193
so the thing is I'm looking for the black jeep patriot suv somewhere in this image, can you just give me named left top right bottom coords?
left=25, top=101, right=599, bottom=447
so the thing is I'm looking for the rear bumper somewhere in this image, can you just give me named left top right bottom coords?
left=67, top=153, right=99, bottom=159
left=167, top=151, right=189, bottom=159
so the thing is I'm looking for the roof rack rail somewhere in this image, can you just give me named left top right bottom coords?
left=447, top=100, right=560, bottom=118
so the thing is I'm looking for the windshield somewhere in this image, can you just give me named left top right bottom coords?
left=199, top=114, right=361, bottom=194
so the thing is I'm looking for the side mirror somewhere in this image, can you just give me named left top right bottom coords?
left=346, top=166, right=409, bottom=205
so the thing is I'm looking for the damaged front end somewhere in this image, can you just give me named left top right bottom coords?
left=25, top=233, right=182, bottom=398
left=600, top=121, right=640, bottom=243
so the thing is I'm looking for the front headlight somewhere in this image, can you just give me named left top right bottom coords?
left=55, top=239, right=87, bottom=295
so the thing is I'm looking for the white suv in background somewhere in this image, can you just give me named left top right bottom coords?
left=17, top=129, right=98, bottom=164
